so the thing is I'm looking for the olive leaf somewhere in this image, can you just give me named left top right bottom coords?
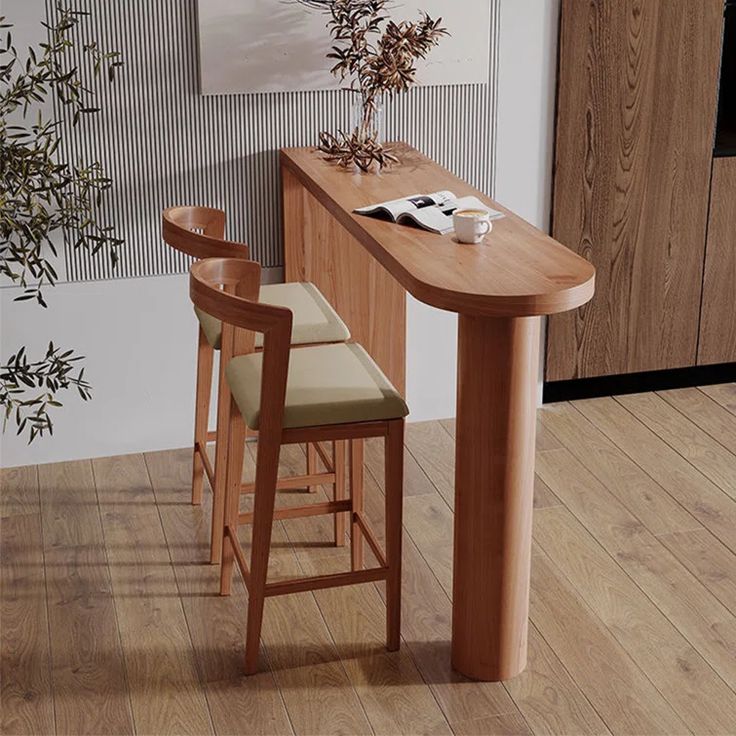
left=1, top=3, right=122, bottom=442
left=0, top=343, right=92, bottom=443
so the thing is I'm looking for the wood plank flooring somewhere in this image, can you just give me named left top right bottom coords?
left=2, top=385, right=736, bottom=735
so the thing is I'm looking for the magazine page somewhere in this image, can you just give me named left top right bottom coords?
left=354, top=190, right=455, bottom=221
left=399, top=206, right=456, bottom=234
left=399, top=195, right=504, bottom=234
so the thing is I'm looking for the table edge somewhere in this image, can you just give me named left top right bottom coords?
left=280, top=147, right=595, bottom=318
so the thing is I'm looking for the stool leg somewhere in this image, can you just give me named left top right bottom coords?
left=350, top=439, right=365, bottom=570
left=385, top=420, right=404, bottom=652
left=192, top=329, right=214, bottom=506
left=306, top=443, right=319, bottom=493
left=210, top=354, right=232, bottom=564
left=244, top=437, right=281, bottom=675
left=219, top=398, right=246, bottom=596
left=334, top=440, right=347, bottom=547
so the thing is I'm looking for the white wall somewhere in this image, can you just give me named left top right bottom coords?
left=496, top=0, right=559, bottom=229
left=496, top=0, right=560, bottom=401
left=0, top=0, right=560, bottom=467
left=0, top=276, right=202, bottom=467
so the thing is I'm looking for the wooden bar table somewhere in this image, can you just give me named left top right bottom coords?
left=280, top=144, right=595, bottom=681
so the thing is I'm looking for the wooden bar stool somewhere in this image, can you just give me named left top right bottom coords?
left=189, top=257, right=408, bottom=675
left=163, top=207, right=352, bottom=563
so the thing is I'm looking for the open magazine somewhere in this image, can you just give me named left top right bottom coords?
left=354, top=190, right=504, bottom=235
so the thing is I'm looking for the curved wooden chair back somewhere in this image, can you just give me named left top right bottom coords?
left=163, top=206, right=250, bottom=260
left=189, top=257, right=293, bottom=442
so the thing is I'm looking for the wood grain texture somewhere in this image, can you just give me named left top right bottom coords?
left=196, top=256, right=408, bottom=675
left=318, top=446, right=523, bottom=728
left=698, top=157, right=736, bottom=364
left=535, top=505, right=736, bottom=733
left=539, top=403, right=700, bottom=536
left=37, top=461, right=134, bottom=735
left=532, top=476, right=561, bottom=510
left=281, top=146, right=595, bottom=319
left=7, top=388, right=736, bottom=734
left=253, top=442, right=454, bottom=736
left=561, top=400, right=736, bottom=691
left=440, top=416, right=564, bottom=471
left=282, top=144, right=592, bottom=684
left=363, top=436, right=435, bottom=498
left=436, top=418, right=563, bottom=511
left=144, top=449, right=294, bottom=736
left=547, top=0, right=724, bottom=380
left=535, top=447, right=649, bottom=551
left=303, top=561, right=453, bottom=735
left=658, top=528, right=736, bottom=614
left=573, top=396, right=736, bottom=551
left=616, top=391, right=736, bottom=499
left=349, top=439, right=364, bottom=568
left=92, top=454, right=213, bottom=735
left=404, top=420, right=456, bottom=508
left=660, top=387, right=736, bottom=456
left=359, top=481, right=525, bottom=730
left=234, top=444, right=377, bottom=735
left=701, top=382, right=736, bottom=415
left=162, top=206, right=244, bottom=260
left=283, top=165, right=406, bottom=392
left=449, top=713, right=532, bottom=735
left=396, top=486, right=607, bottom=736
left=247, top=530, right=373, bottom=734
left=0, top=467, right=55, bottom=736
left=452, top=315, right=540, bottom=680
left=1, top=466, right=40, bottom=518
left=604, top=529, right=736, bottom=693
left=282, top=163, right=306, bottom=282
left=384, top=420, right=404, bottom=652
left=504, top=627, right=610, bottom=736
left=530, top=550, right=687, bottom=735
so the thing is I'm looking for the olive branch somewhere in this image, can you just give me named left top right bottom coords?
left=1, top=3, right=122, bottom=442
left=295, top=0, right=447, bottom=171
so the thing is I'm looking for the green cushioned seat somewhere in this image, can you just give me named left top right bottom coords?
left=225, top=343, right=409, bottom=430
left=194, top=282, right=350, bottom=350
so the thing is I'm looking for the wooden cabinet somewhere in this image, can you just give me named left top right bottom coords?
left=546, top=0, right=726, bottom=382
left=699, top=158, right=736, bottom=364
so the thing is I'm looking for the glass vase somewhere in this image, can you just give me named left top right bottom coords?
left=351, top=96, right=385, bottom=145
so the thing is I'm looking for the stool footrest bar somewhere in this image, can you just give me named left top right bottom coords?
left=282, top=422, right=388, bottom=444
left=240, top=472, right=335, bottom=495
left=265, top=566, right=388, bottom=597
left=238, top=499, right=351, bottom=525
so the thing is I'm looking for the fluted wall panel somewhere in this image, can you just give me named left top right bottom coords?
left=51, top=0, right=500, bottom=282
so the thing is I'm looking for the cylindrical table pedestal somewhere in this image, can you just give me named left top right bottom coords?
left=451, top=314, right=541, bottom=681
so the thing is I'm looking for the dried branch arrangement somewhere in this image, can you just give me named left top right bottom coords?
left=318, top=129, right=398, bottom=170
left=297, top=0, right=447, bottom=171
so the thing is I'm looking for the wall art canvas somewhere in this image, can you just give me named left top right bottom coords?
left=197, top=0, right=492, bottom=94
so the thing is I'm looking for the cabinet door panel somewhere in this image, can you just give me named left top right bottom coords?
left=547, top=0, right=724, bottom=381
left=698, top=157, right=736, bottom=365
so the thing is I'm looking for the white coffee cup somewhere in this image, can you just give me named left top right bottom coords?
left=453, top=209, right=492, bottom=244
